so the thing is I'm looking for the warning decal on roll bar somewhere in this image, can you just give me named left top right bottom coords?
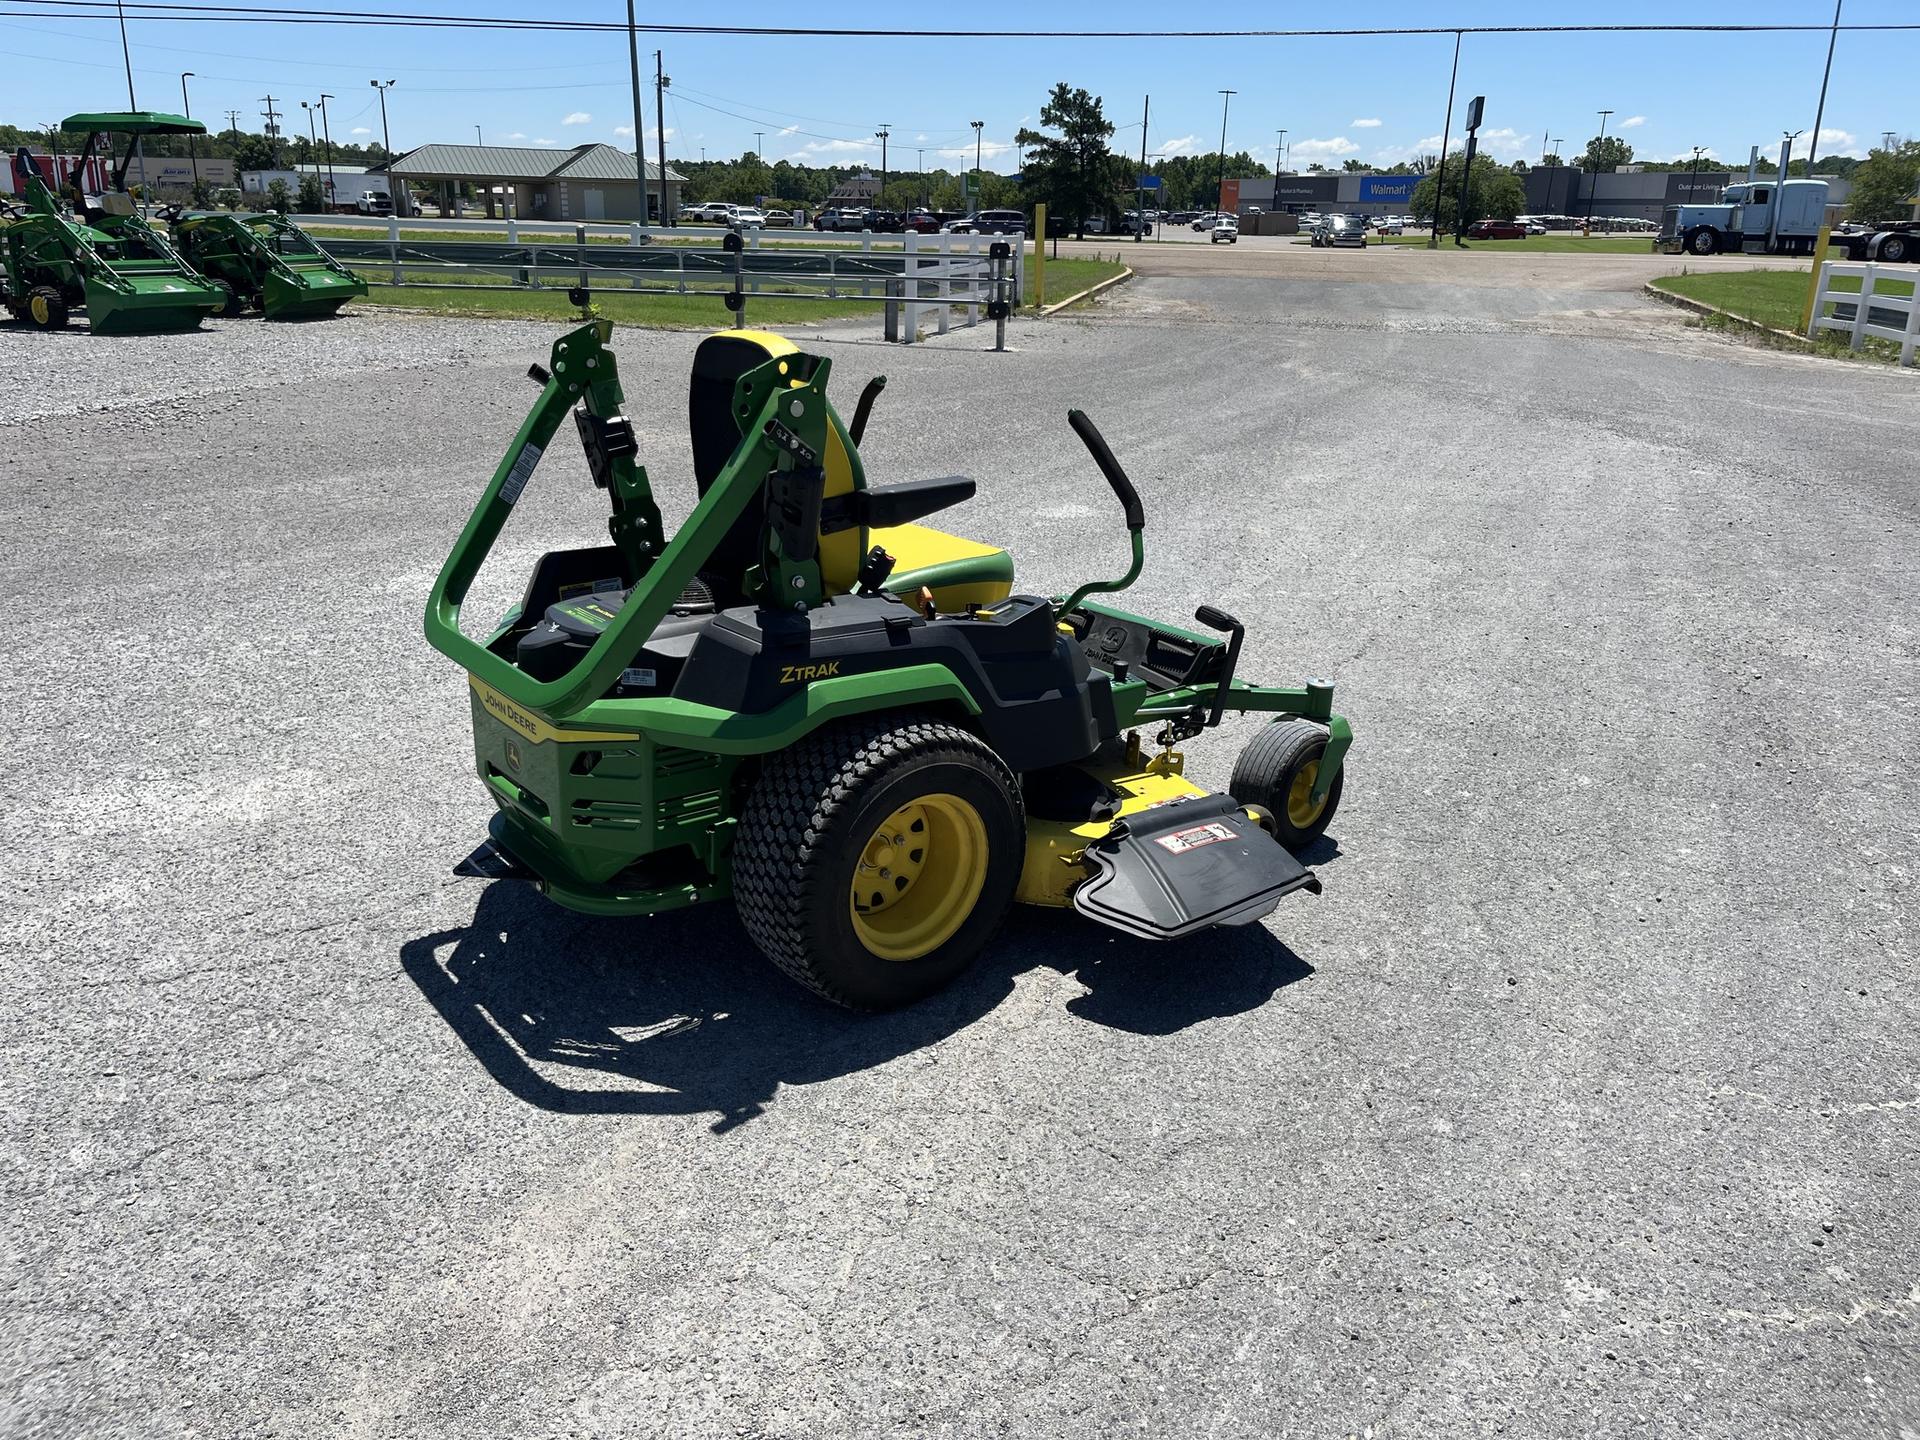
left=1152, top=821, right=1238, bottom=855
left=499, top=442, right=544, bottom=505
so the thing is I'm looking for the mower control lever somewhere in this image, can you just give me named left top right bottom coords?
left=1194, top=606, right=1245, bottom=729
left=1067, top=410, right=1145, bottom=530
left=849, top=375, right=887, bottom=447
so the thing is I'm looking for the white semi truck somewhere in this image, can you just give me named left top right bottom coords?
left=1657, top=140, right=1829, bottom=257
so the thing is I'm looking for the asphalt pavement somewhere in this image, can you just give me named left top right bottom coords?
left=3, top=260, right=1917, bottom=1439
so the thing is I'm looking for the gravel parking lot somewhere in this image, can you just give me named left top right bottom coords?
left=4, top=260, right=1917, bottom=1439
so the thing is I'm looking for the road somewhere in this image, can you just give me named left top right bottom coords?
left=4, top=254, right=1917, bottom=1439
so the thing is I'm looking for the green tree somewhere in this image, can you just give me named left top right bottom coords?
left=264, top=178, right=293, bottom=214
left=296, top=172, right=325, bottom=212
left=231, top=132, right=279, bottom=172
left=1409, top=152, right=1526, bottom=231
left=1846, top=139, right=1920, bottom=223
left=1342, top=158, right=1367, bottom=172
left=1538, top=152, right=1565, bottom=169
left=1015, top=83, right=1116, bottom=239
left=1578, top=135, right=1633, bottom=172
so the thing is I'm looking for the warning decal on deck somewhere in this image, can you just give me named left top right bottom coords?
left=1152, top=821, right=1238, bottom=855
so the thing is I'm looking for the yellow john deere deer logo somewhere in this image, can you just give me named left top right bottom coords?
left=778, top=660, right=843, bottom=685
left=505, top=740, right=523, bottom=771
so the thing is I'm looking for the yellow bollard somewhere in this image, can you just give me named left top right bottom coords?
left=1799, top=223, right=1832, bottom=334
left=1032, top=203, right=1047, bottom=309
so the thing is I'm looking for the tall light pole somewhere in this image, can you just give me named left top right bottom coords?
left=875, top=124, right=890, bottom=203
left=180, top=72, right=199, bottom=188
left=917, top=146, right=926, bottom=208
left=971, top=120, right=984, bottom=207
left=622, top=0, right=647, bottom=222
left=317, top=92, right=336, bottom=209
left=1689, top=145, right=1705, bottom=196
left=1215, top=89, right=1235, bottom=216
left=1783, top=128, right=1804, bottom=178
left=114, top=1, right=147, bottom=199
left=1275, top=127, right=1287, bottom=212
left=1428, top=32, right=1461, bottom=248
left=371, top=80, right=397, bottom=212
left=300, top=101, right=320, bottom=201
left=1807, top=0, right=1842, bottom=169
left=1585, top=108, right=1613, bottom=229
left=654, top=52, right=669, bottom=226
left=1544, top=136, right=1564, bottom=214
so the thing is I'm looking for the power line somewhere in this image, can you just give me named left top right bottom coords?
left=9, top=2, right=1920, bottom=37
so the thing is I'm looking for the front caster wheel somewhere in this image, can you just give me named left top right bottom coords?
left=733, top=714, right=1024, bottom=1010
left=1229, top=719, right=1344, bottom=856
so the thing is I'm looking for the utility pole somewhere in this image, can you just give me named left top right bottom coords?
left=1427, top=31, right=1460, bottom=248
left=1883, top=131, right=1899, bottom=152
left=917, top=147, right=926, bottom=208
left=371, top=80, right=398, bottom=213
left=623, top=0, right=647, bottom=222
left=318, top=93, right=336, bottom=210
left=1807, top=0, right=1842, bottom=169
left=114, top=0, right=147, bottom=200
left=1215, top=89, right=1234, bottom=216
left=300, top=101, right=319, bottom=201
left=1275, top=128, right=1286, bottom=213
left=754, top=132, right=765, bottom=159
left=655, top=50, right=670, bottom=225
left=876, top=124, right=890, bottom=202
left=180, top=72, right=199, bottom=188
left=1689, top=145, right=1705, bottom=196
left=971, top=120, right=984, bottom=207
left=1586, top=109, right=1612, bottom=230
left=1136, top=94, right=1149, bottom=242
left=259, top=97, right=283, bottom=168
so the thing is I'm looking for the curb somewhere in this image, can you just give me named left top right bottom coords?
left=1040, top=267, right=1135, bottom=316
left=1642, top=281, right=1811, bottom=346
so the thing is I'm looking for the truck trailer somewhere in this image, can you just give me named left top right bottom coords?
left=1657, top=140, right=1829, bottom=257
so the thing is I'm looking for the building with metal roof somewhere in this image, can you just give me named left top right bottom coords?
left=385, top=142, right=684, bottom=222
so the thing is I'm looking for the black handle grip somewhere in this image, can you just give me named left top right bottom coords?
left=1068, top=409, right=1145, bottom=530
left=1194, top=605, right=1241, bottom=633
left=849, top=374, right=887, bottom=447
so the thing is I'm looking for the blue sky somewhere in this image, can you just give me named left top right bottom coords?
left=2, top=1, right=1914, bottom=171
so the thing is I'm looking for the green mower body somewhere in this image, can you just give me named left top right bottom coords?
left=427, top=322, right=1352, bottom=1008
left=167, top=210, right=367, bottom=319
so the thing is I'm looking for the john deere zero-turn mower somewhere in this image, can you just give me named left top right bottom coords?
left=158, top=204, right=367, bottom=320
left=1, top=115, right=223, bottom=333
left=427, top=322, right=1353, bottom=1010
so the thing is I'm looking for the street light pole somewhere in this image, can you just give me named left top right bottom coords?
left=1585, top=109, right=1613, bottom=230
left=1807, top=0, right=1842, bottom=169
left=318, top=93, right=336, bottom=211
left=622, top=0, right=647, bottom=222
left=371, top=80, right=398, bottom=213
left=300, top=101, right=320, bottom=204
left=655, top=51, right=670, bottom=227
left=876, top=124, right=890, bottom=202
left=1215, top=89, right=1235, bottom=217
left=1427, top=31, right=1460, bottom=248
left=180, top=72, right=199, bottom=189
left=970, top=120, right=983, bottom=208
left=114, top=1, right=147, bottom=200
left=1275, top=127, right=1286, bottom=212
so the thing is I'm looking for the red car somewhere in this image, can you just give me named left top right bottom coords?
left=1466, top=218, right=1526, bottom=240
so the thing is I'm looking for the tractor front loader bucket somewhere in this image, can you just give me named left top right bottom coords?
left=260, top=261, right=366, bottom=320
left=83, top=268, right=223, bottom=334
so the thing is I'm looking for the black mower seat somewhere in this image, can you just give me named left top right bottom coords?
left=688, top=329, right=1013, bottom=611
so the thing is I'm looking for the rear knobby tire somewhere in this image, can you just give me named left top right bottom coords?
left=733, top=714, right=1024, bottom=1011
left=25, top=285, right=68, bottom=330
left=208, top=279, right=244, bottom=318
left=1229, top=718, right=1345, bottom=857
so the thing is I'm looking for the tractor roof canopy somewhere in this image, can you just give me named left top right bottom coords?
left=61, top=111, right=206, bottom=136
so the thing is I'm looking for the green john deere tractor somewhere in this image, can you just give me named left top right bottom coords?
left=1, top=114, right=224, bottom=333
left=158, top=204, right=367, bottom=320
left=428, top=322, right=1353, bottom=1010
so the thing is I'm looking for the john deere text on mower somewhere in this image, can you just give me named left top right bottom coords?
left=426, top=322, right=1352, bottom=1009
left=1, top=114, right=223, bottom=333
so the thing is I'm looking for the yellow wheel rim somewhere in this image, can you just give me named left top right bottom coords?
left=848, top=792, right=988, bottom=962
left=30, top=294, right=50, bottom=324
left=1287, top=759, right=1327, bottom=830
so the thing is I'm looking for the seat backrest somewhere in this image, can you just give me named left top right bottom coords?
left=95, top=191, right=136, bottom=217
left=688, top=329, right=865, bottom=597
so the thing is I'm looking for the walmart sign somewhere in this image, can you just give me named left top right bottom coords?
left=1358, top=175, right=1418, bottom=204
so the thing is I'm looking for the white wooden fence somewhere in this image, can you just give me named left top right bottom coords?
left=1806, top=261, right=1919, bottom=367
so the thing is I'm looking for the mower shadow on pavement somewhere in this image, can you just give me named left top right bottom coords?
left=401, top=880, right=1315, bottom=1130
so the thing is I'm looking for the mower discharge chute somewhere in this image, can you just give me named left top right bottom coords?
left=426, top=322, right=1353, bottom=1010
left=0, top=114, right=223, bottom=333
left=163, top=207, right=367, bottom=320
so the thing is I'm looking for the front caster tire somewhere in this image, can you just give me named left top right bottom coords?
left=207, top=279, right=244, bottom=318
left=25, top=285, right=68, bottom=330
left=1229, top=719, right=1344, bottom=856
left=733, top=714, right=1024, bottom=1010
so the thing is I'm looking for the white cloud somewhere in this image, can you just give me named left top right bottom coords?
left=613, top=124, right=633, bottom=137
left=1667, top=147, right=1720, bottom=162
left=1475, top=126, right=1532, bottom=160
left=1155, top=133, right=1200, bottom=157
left=350, top=127, right=371, bottom=136
left=562, top=112, right=591, bottom=126
left=505, top=132, right=526, bottom=141
left=778, top=124, right=799, bottom=137
left=1817, top=127, right=1861, bottom=155
left=1620, top=115, right=1647, bottom=129
left=533, top=138, right=556, bottom=147
left=915, top=132, right=927, bottom=142
left=1351, top=117, right=1382, bottom=128
left=934, top=138, right=1012, bottom=162
left=1291, top=136, right=1359, bottom=159
left=797, top=137, right=878, bottom=155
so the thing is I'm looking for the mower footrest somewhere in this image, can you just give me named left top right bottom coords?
left=453, top=837, right=538, bottom=882
left=1071, top=794, right=1320, bottom=941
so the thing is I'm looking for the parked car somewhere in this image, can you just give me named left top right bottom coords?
left=1083, top=215, right=1109, bottom=234
left=813, top=207, right=866, bottom=231
left=729, top=207, right=767, bottom=230
left=1191, top=212, right=1219, bottom=231
left=1310, top=214, right=1368, bottom=248
left=945, top=209, right=1025, bottom=234
left=1169, top=211, right=1199, bottom=226
left=1466, top=218, right=1527, bottom=240
left=690, top=202, right=735, bottom=224
left=1373, top=216, right=1404, bottom=235
left=1118, top=211, right=1154, bottom=236
left=1210, top=216, right=1238, bottom=244
left=903, top=209, right=943, bottom=233
left=763, top=209, right=796, bottom=228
